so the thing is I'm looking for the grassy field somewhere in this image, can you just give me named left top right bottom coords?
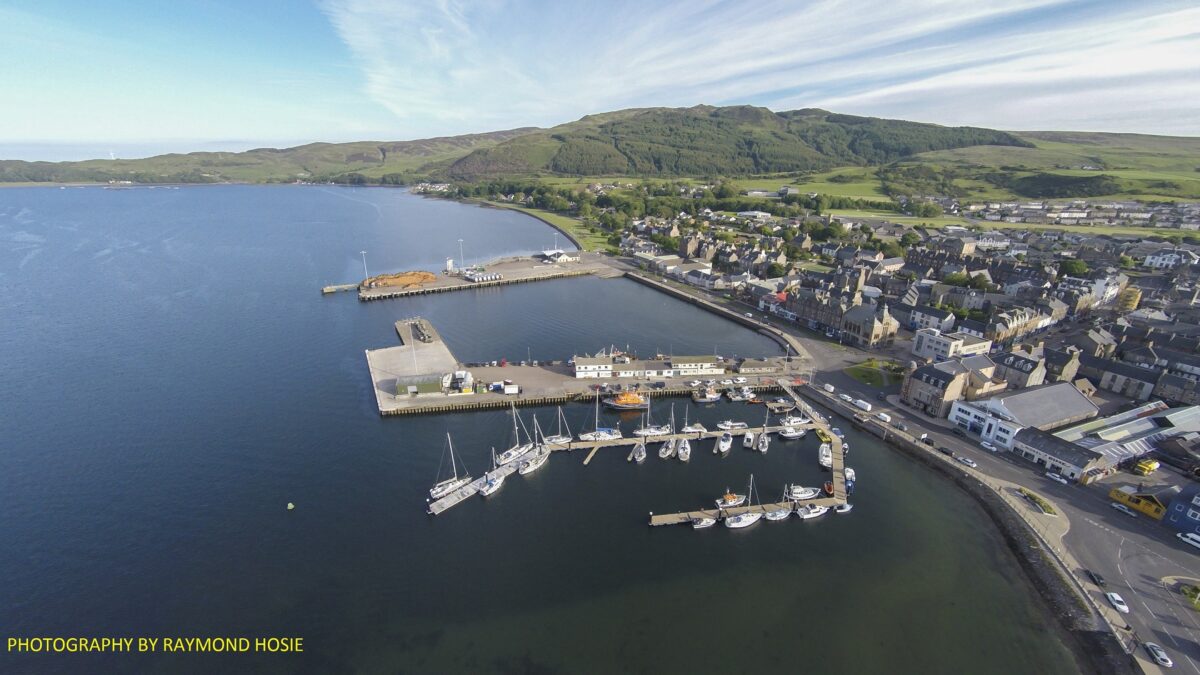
left=843, top=359, right=903, bottom=388
left=827, top=209, right=973, bottom=228
left=481, top=201, right=610, bottom=251
left=795, top=261, right=834, bottom=273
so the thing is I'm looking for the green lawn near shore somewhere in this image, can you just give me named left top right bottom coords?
left=483, top=201, right=611, bottom=251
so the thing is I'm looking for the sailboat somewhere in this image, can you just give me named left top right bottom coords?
left=658, top=404, right=678, bottom=459
left=681, top=405, right=706, bottom=434
left=518, top=417, right=550, bottom=475
left=765, top=489, right=792, bottom=520
left=629, top=439, right=647, bottom=463
left=756, top=411, right=770, bottom=453
left=542, top=406, right=573, bottom=446
left=479, top=448, right=505, bottom=497
left=579, top=390, right=621, bottom=441
left=496, top=404, right=534, bottom=465
left=724, top=474, right=764, bottom=528
left=429, top=433, right=472, bottom=500
left=633, top=398, right=671, bottom=437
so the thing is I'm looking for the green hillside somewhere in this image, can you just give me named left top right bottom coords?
left=0, top=128, right=536, bottom=184
left=446, top=105, right=1031, bottom=179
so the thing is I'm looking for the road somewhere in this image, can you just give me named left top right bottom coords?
left=814, top=361, right=1200, bottom=673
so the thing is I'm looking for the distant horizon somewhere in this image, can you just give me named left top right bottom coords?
left=3, top=1, right=1197, bottom=161
left=5, top=103, right=1200, bottom=163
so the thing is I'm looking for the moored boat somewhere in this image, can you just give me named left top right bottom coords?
left=714, top=488, right=746, bottom=509
left=823, top=481, right=834, bottom=495
left=497, top=404, right=534, bottom=465
left=765, top=505, right=792, bottom=521
left=797, top=504, right=829, bottom=519
left=786, top=485, right=820, bottom=501
left=756, top=430, right=770, bottom=453
left=845, top=467, right=856, bottom=493
left=819, top=444, right=833, bottom=469
left=692, top=516, right=716, bottom=529
left=629, top=442, right=647, bottom=463
left=580, top=391, right=622, bottom=441
left=658, top=437, right=677, bottom=459
left=742, top=431, right=756, bottom=448
left=430, top=433, right=472, bottom=500
left=835, top=503, right=853, bottom=514
left=634, top=424, right=672, bottom=437
left=677, top=437, right=691, bottom=462
left=682, top=422, right=707, bottom=433
left=779, top=415, right=810, bottom=426
left=778, top=426, right=805, bottom=439
left=725, top=511, right=763, bottom=528
left=542, top=406, right=573, bottom=446
left=518, top=448, right=549, bottom=475
left=604, top=390, right=649, bottom=410
left=717, top=420, right=748, bottom=431
left=692, top=386, right=722, bottom=403
left=815, top=429, right=832, bottom=443
left=715, top=432, right=733, bottom=455
left=479, top=448, right=505, bottom=497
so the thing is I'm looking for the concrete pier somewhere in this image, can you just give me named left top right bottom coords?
left=358, top=254, right=613, bottom=301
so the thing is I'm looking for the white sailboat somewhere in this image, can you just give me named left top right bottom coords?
left=835, top=503, right=854, bottom=514
left=579, top=391, right=621, bottom=441
left=430, top=433, right=472, bottom=500
left=724, top=474, right=763, bottom=529
left=542, top=406, right=573, bottom=446
left=629, top=440, right=647, bottom=463
left=658, top=405, right=678, bottom=459
left=479, top=447, right=505, bottom=497
left=677, top=436, right=691, bottom=462
left=681, top=405, right=706, bottom=434
left=765, top=492, right=792, bottom=521
left=756, top=411, right=770, bottom=453
left=496, top=404, right=534, bottom=465
left=518, top=417, right=550, bottom=475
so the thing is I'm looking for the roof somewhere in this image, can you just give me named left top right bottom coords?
left=1080, top=354, right=1160, bottom=383
left=914, top=304, right=954, bottom=320
left=671, top=355, right=719, bottom=364
left=1014, top=427, right=1105, bottom=469
left=574, top=357, right=612, bottom=367
left=997, top=352, right=1042, bottom=373
left=981, top=382, right=1098, bottom=429
left=959, top=318, right=987, bottom=334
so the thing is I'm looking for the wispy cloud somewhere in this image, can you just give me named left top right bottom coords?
left=321, top=0, right=1200, bottom=135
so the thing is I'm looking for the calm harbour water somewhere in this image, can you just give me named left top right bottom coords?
left=0, top=185, right=1080, bottom=673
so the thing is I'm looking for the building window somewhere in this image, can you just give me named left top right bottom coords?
left=1189, top=509, right=1200, bottom=520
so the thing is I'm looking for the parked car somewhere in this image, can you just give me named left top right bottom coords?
left=892, top=421, right=908, bottom=431
left=938, top=446, right=954, bottom=456
left=1110, top=502, right=1137, bottom=517
left=980, top=441, right=998, bottom=452
left=952, top=427, right=966, bottom=437
left=1086, top=570, right=1106, bottom=587
left=720, top=379, right=733, bottom=386
left=1045, top=471, right=1070, bottom=485
left=1177, top=532, right=1200, bottom=550
left=733, top=377, right=747, bottom=384
left=1105, top=592, right=1130, bottom=614
left=1144, top=642, right=1174, bottom=668
left=876, top=391, right=887, bottom=400
left=956, top=456, right=977, bottom=468
left=920, top=436, right=934, bottom=446
left=744, top=312, right=754, bottom=318
left=686, top=380, right=701, bottom=387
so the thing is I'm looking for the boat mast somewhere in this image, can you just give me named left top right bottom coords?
left=447, top=433, right=458, bottom=480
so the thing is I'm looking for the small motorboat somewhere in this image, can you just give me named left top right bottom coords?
left=692, top=517, right=717, bottom=529
left=717, top=420, right=748, bottom=431
left=845, top=466, right=856, bottom=494
left=779, top=415, right=810, bottom=427
left=778, top=426, right=806, bottom=439
left=823, top=481, right=834, bottom=495
left=786, top=485, right=820, bottom=501
left=677, top=438, right=691, bottom=462
left=715, top=432, right=733, bottom=455
left=743, top=432, right=756, bottom=449
left=835, top=503, right=854, bottom=514
left=798, top=504, right=829, bottom=519
left=715, top=489, right=746, bottom=509
left=765, top=507, right=792, bottom=521
left=819, top=444, right=833, bottom=469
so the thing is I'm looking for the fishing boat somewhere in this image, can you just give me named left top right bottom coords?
left=725, top=475, right=763, bottom=529
left=692, top=386, right=722, bottom=403
left=726, top=389, right=750, bottom=402
left=518, top=419, right=550, bottom=475
left=478, top=448, right=505, bottom=497
left=681, top=406, right=705, bottom=434
left=715, top=432, right=733, bottom=455
left=604, top=390, right=649, bottom=410
left=692, top=516, right=717, bottom=529
left=845, top=467, right=857, bottom=494
left=786, top=485, right=820, bottom=501
left=542, top=406, right=573, bottom=446
left=677, top=437, right=691, bottom=462
left=835, top=503, right=854, bottom=514
left=717, top=420, right=748, bottom=431
left=496, top=404, right=534, bottom=465
left=579, top=391, right=622, bottom=441
left=430, top=433, right=472, bottom=499
left=778, top=426, right=805, bottom=439
left=797, top=504, right=829, bottom=519
left=714, top=487, right=746, bottom=509
left=819, top=444, right=833, bottom=469
left=742, top=431, right=756, bottom=449
left=823, top=481, right=834, bottom=495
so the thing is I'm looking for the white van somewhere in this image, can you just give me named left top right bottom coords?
left=875, top=412, right=891, bottom=424
left=1178, top=532, right=1200, bottom=550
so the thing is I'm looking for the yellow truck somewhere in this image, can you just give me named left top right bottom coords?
left=1133, top=459, right=1160, bottom=476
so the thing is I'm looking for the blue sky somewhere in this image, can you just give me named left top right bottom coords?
left=2, top=0, right=1198, bottom=160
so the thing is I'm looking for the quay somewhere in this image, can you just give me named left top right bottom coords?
left=321, top=283, right=358, bottom=294
left=357, top=253, right=616, bottom=301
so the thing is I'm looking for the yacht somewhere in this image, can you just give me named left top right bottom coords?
left=430, top=433, right=472, bottom=500
left=819, top=444, right=833, bottom=469
left=778, top=426, right=805, bottom=439
left=717, top=420, right=748, bottom=431
left=518, top=449, right=549, bottom=475
left=765, top=506, right=792, bottom=521
left=542, top=406, right=573, bottom=447
left=497, top=404, right=534, bottom=465
left=715, top=432, right=733, bottom=455
left=692, top=387, right=722, bottom=403
left=580, top=391, right=622, bottom=441
left=756, top=431, right=770, bottom=453
left=835, top=503, right=854, bottom=514
left=797, top=504, right=829, bottom=519
left=629, top=442, right=647, bottom=463
left=676, top=438, right=691, bottom=462
left=725, top=511, right=764, bottom=528
left=634, top=423, right=672, bottom=437
left=779, top=415, right=810, bottom=427
left=692, top=516, right=717, bottom=529
left=786, top=485, right=820, bottom=501
left=742, top=431, right=756, bottom=449
left=478, top=448, right=505, bottom=497
left=714, top=488, right=746, bottom=509
left=604, top=391, right=649, bottom=410
left=682, top=422, right=707, bottom=433
left=658, top=437, right=677, bottom=460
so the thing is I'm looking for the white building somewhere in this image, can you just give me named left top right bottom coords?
left=1144, top=248, right=1200, bottom=269
left=948, top=382, right=1099, bottom=449
left=573, top=356, right=614, bottom=378
left=912, top=328, right=992, bottom=361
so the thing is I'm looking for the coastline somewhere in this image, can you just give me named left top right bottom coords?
left=801, top=392, right=1136, bottom=674
left=464, top=198, right=586, bottom=251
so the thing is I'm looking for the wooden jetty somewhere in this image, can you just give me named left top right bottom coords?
left=648, top=497, right=840, bottom=527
